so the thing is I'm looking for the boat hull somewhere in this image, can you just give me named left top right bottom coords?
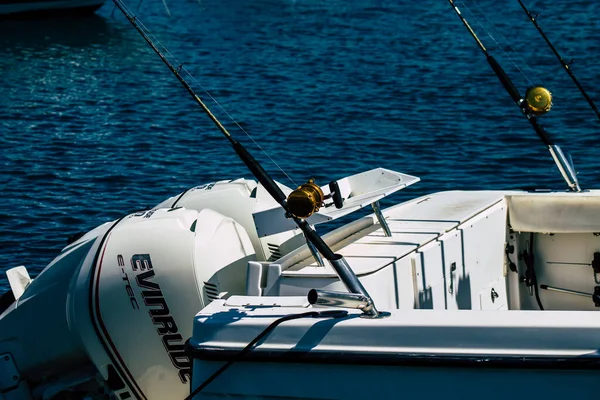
left=0, top=0, right=105, bottom=18
left=190, top=359, right=597, bottom=399
left=189, top=294, right=600, bottom=399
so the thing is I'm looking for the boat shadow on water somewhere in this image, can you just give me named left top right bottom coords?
left=0, top=14, right=120, bottom=52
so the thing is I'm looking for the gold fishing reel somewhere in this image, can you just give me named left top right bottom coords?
left=287, top=179, right=324, bottom=219
left=523, top=86, right=552, bottom=116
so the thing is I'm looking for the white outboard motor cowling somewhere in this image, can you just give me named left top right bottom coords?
left=0, top=206, right=255, bottom=400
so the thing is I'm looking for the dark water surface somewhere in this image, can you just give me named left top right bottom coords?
left=1, top=0, right=600, bottom=291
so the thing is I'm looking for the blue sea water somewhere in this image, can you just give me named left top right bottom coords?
left=1, top=0, right=600, bottom=291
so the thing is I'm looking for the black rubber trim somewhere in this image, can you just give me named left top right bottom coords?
left=88, top=217, right=147, bottom=400
left=187, top=347, right=600, bottom=370
left=0, top=290, right=15, bottom=315
left=171, top=187, right=193, bottom=208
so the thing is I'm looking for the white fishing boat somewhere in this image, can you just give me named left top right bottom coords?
left=1, top=0, right=599, bottom=399
left=0, top=0, right=105, bottom=17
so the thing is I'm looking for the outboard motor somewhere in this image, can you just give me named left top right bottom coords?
left=0, top=181, right=272, bottom=399
left=0, top=168, right=417, bottom=399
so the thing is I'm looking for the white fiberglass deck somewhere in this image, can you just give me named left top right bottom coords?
left=191, top=189, right=600, bottom=399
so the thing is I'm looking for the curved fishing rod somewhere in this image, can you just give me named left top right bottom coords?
left=447, top=0, right=581, bottom=192
left=517, top=0, right=600, bottom=121
left=111, top=0, right=380, bottom=317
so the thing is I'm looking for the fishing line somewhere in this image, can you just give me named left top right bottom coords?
left=459, top=1, right=534, bottom=87
left=118, top=1, right=298, bottom=187
left=469, top=0, right=539, bottom=84
left=160, top=0, right=171, bottom=18
left=113, top=0, right=381, bottom=319
left=447, top=0, right=582, bottom=192
left=517, top=0, right=600, bottom=121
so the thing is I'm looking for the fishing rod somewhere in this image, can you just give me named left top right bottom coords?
left=111, top=0, right=380, bottom=317
left=447, top=0, right=581, bottom=192
left=517, top=0, right=600, bottom=121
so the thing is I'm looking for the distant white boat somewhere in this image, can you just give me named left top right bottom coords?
left=0, top=0, right=105, bottom=17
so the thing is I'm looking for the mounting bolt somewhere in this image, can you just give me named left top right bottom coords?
left=491, top=288, right=499, bottom=303
left=593, top=287, right=600, bottom=307
left=13, top=376, right=18, bottom=381
left=592, top=253, right=600, bottom=274
left=3, top=356, right=8, bottom=361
